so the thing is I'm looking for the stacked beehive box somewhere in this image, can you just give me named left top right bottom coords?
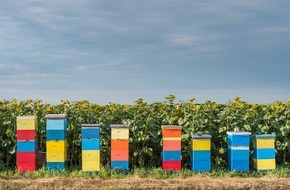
left=111, top=124, right=129, bottom=172
left=81, top=124, right=101, bottom=172
left=45, top=114, right=67, bottom=170
left=191, top=132, right=212, bottom=172
left=252, top=134, right=276, bottom=171
left=227, top=129, right=251, bottom=171
left=161, top=125, right=182, bottom=171
left=16, top=116, right=37, bottom=172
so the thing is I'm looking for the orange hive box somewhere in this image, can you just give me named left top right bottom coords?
left=162, top=125, right=182, bottom=138
left=111, top=139, right=129, bottom=151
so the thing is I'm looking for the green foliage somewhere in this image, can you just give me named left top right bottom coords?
left=0, top=96, right=289, bottom=170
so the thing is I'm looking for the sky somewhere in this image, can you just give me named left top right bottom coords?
left=0, top=0, right=289, bottom=104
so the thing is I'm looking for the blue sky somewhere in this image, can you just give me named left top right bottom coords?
left=0, top=1, right=289, bottom=104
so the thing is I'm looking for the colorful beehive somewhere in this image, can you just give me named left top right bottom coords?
left=162, top=125, right=182, bottom=171
left=227, top=128, right=251, bottom=172
left=81, top=124, right=100, bottom=172
left=252, top=134, right=276, bottom=171
left=16, top=116, right=37, bottom=172
left=191, top=132, right=212, bottom=172
left=45, top=114, right=67, bottom=170
left=111, top=124, right=129, bottom=172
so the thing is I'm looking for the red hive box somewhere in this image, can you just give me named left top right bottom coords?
left=17, top=152, right=37, bottom=172
left=17, top=130, right=36, bottom=141
left=162, top=161, right=182, bottom=171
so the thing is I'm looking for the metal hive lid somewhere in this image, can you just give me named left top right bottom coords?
left=191, top=131, right=212, bottom=139
left=226, top=131, right=251, bottom=135
left=45, top=114, right=67, bottom=119
left=110, top=124, right=130, bottom=128
left=161, top=125, right=182, bottom=129
left=227, top=127, right=251, bottom=135
left=252, top=134, right=276, bottom=139
left=81, top=124, right=101, bottom=128
left=17, top=115, right=37, bottom=120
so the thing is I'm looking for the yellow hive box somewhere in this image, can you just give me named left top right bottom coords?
left=191, top=139, right=211, bottom=150
left=17, top=116, right=37, bottom=130
left=163, top=137, right=181, bottom=141
left=82, top=160, right=100, bottom=171
left=253, top=139, right=275, bottom=149
left=46, top=141, right=67, bottom=152
left=111, top=128, right=129, bottom=140
left=254, top=159, right=276, bottom=170
left=47, top=152, right=67, bottom=162
left=82, top=150, right=100, bottom=161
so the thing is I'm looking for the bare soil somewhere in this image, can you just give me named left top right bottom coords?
left=1, top=176, right=290, bottom=190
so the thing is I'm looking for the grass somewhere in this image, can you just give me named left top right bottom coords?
left=0, top=164, right=289, bottom=180
left=1, top=165, right=290, bottom=190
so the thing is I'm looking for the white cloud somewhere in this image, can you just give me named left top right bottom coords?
left=168, top=32, right=227, bottom=54
left=0, top=63, right=23, bottom=70
left=169, top=34, right=201, bottom=45
left=251, top=26, right=290, bottom=34
left=0, top=72, right=69, bottom=85
left=169, top=31, right=227, bottom=45
left=70, top=59, right=124, bottom=74
left=196, top=46, right=224, bottom=52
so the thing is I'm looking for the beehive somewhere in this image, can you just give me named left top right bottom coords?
left=227, top=129, right=251, bottom=171
left=162, top=125, right=182, bottom=171
left=191, top=132, right=212, bottom=172
left=45, top=114, right=67, bottom=170
left=111, top=124, right=129, bottom=172
left=16, top=116, right=37, bottom=172
left=81, top=124, right=100, bottom=172
left=252, top=134, right=276, bottom=171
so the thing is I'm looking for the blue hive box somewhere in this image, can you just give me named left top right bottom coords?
left=46, top=162, right=67, bottom=170
left=111, top=161, right=129, bottom=172
left=47, top=130, right=67, bottom=140
left=82, top=125, right=100, bottom=139
left=82, top=139, right=100, bottom=150
left=46, top=119, right=67, bottom=130
left=162, top=151, right=182, bottom=161
left=17, top=140, right=37, bottom=152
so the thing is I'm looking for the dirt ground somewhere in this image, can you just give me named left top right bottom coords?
left=1, top=176, right=290, bottom=190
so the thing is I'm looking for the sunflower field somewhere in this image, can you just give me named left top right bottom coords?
left=0, top=96, right=289, bottom=169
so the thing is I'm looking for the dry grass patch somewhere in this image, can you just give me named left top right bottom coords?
left=1, top=176, right=290, bottom=190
